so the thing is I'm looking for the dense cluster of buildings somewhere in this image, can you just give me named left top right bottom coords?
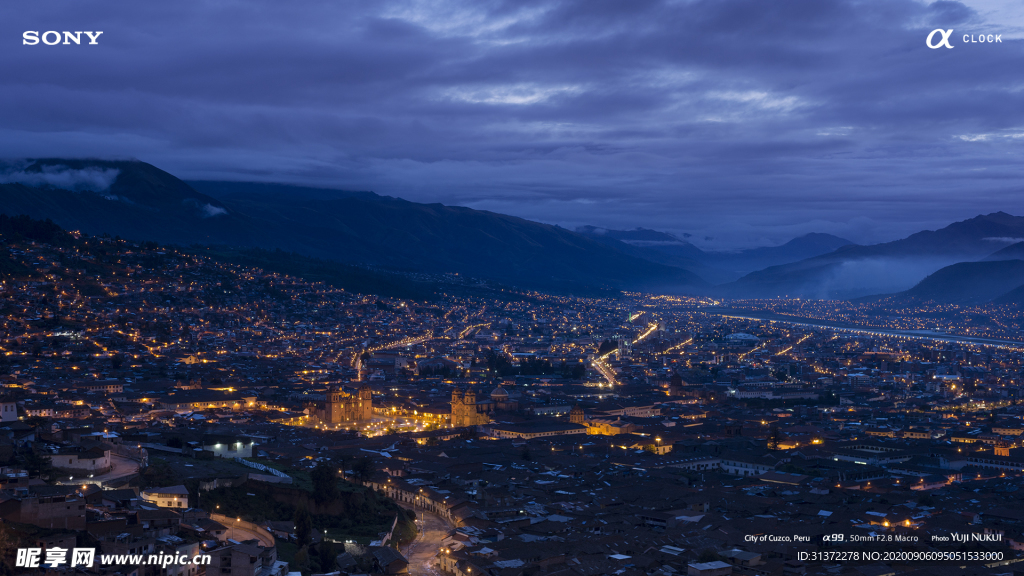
left=2, top=235, right=1024, bottom=575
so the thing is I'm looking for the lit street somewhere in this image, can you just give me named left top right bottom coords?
left=401, top=506, right=451, bottom=576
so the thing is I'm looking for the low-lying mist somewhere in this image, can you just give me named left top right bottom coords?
left=0, top=160, right=120, bottom=192
left=807, top=256, right=969, bottom=300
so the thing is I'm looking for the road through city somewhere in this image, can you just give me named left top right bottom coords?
left=211, top=513, right=276, bottom=547
left=401, top=506, right=452, bottom=576
left=57, top=454, right=140, bottom=487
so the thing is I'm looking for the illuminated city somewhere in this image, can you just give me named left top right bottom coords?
left=3, top=220, right=1024, bottom=575
left=4, top=0, right=1024, bottom=575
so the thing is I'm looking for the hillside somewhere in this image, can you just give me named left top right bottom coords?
left=0, top=159, right=243, bottom=245
left=993, top=284, right=1024, bottom=305
left=892, top=260, right=1024, bottom=304
left=0, top=159, right=706, bottom=294
left=985, top=241, right=1024, bottom=261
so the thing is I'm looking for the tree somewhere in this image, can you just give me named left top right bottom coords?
left=141, top=459, right=177, bottom=489
left=311, top=461, right=338, bottom=504
left=350, top=457, right=375, bottom=483
left=294, top=506, right=313, bottom=548
left=563, top=362, right=586, bottom=380
left=292, top=546, right=310, bottom=576
left=0, top=525, right=20, bottom=576
left=317, top=541, right=336, bottom=573
left=484, top=349, right=513, bottom=377
left=698, top=549, right=720, bottom=563
left=20, top=450, right=54, bottom=479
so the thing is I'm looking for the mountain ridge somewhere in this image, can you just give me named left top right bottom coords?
left=0, top=159, right=706, bottom=295
left=717, top=212, right=1024, bottom=299
left=889, top=259, right=1024, bottom=305
left=576, top=226, right=853, bottom=283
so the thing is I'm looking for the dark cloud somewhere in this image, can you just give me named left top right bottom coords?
left=1, top=0, right=1022, bottom=248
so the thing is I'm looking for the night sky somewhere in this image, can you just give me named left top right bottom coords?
left=3, top=0, right=1024, bottom=249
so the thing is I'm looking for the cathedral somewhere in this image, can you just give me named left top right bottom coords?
left=311, top=384, right=373, bottom=424
left=450, top=385, right=518, bottom=427
left=570, top=404, right=585, bottom=424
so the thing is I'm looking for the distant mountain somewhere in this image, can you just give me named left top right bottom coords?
left=711, top=232, right=853, bottom=273
left=0, top=159, right=707, bottom=294
left=984, top=241, right=1024, bottom=261
left=576, top=226, right=704, bottom=251
left=718, top=213, right=1024, bottom=299
left=190, top=180, right=379, bottom=202
left=576, top=226, right=852, bottom=283
left=891, top=260, right=1024, bottom=304
left=574, top=226, right=735, bottom=283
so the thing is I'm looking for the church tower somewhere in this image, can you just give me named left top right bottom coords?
left=451, top=388, right=491, bottom=428
left=358, top=384, right=373, bottom=420
left=570, top=405, right=585, bottom=425
left=451, top=389, right=464, bottom=427
left=328, top=387, right=343, bottom=423
left=668, top=372, right=685, bottom=396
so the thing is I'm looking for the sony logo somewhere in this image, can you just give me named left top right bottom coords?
left=23, top=31, right=103, bottom=45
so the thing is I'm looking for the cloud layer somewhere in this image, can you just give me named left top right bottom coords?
left=2, top=0, right=1024, bottom=248
left=0, top=160, right=120, bottom=191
